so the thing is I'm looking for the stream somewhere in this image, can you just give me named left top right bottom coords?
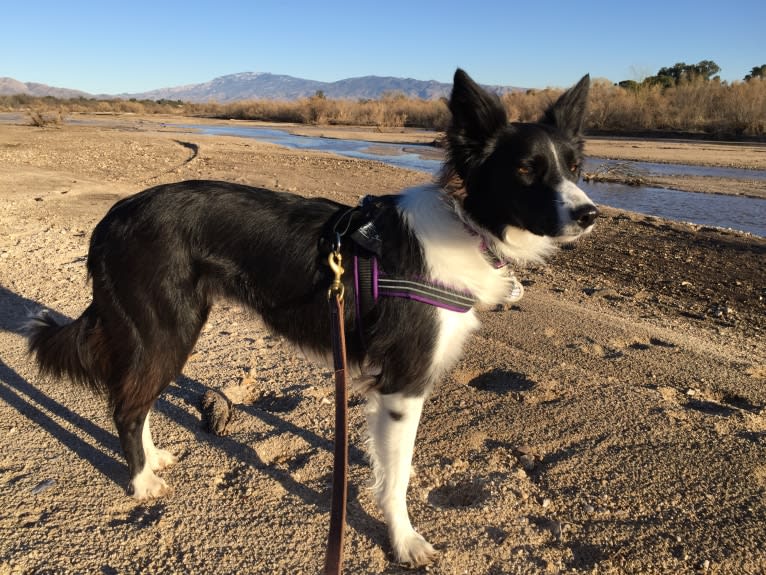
left=183, top=124, right=766, bottom=237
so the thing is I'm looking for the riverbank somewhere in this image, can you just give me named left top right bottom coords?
left=1, top=116, right=764, bottom=574
left=5, top=112, right=765, bottom=199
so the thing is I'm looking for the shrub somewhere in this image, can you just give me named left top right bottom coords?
left=2, top=78, right=764, bottom=136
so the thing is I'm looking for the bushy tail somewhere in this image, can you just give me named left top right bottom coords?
left=26, top=307, right=105, bottom=392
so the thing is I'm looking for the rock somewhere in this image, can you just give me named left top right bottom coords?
left=30, top=479, right=56, bottom=495
left=518, top=455, right=536, bottom=472
left=201, top=390, right=235, bottom=436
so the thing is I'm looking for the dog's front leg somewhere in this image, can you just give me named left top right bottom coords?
left=366, top=391, right=436, bottom=566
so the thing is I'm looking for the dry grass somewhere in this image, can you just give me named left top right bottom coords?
left=27, top=109, right=63, bottom=127
left=2, top=77, right=764, bottom=136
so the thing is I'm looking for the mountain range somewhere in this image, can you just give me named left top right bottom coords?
left=0, top=72, right=521, bottom=102
left=0, top=77, right=92, bottom=99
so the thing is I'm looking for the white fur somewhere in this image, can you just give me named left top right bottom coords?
left=431, top=307, right=480, bottom=381
left=130, top=464, right=170, bottom=500
left=498, top=226, right=558, bottom=263
left=366, top=391, right=435, bottom=566
left=557, top=178, right=596, bottom=239
left=398, top=185, right=512, bottom=306
left=549, top=141, right=597, bottom=239
left=141, top=411, right=177, bottom=471
left=128, top=412, right=176, bottom=500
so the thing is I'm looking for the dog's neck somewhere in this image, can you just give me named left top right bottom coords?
left=442, top=187, right=558, bottom=268
left=397, top=185, right=515, bottom=306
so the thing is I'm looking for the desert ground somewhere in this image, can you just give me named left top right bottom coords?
left=0, top=114, right=764, bottom=575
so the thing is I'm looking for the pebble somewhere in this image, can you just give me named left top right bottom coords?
left=550, top=520, right=563, bottom=538
left=31, top=479, right=56, bottom=495
left=518, top=455, right=536, bottom=471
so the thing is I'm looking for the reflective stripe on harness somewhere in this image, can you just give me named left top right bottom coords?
left=354, top=250, right=476, bottom=315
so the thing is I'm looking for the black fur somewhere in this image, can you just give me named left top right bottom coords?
left=445, top=69, right=592, bottom=238
left=27, top=181, right=442, bottom=479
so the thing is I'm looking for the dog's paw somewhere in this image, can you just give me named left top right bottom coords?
left=393, top=530, right=437, bottom=568
left=147, top=448, right=178, bottom=471
left=129, top=469, right=171, bottom=500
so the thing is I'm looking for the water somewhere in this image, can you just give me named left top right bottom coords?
left=183, top=124, right=766, bottom=236
left=580, top=182, right=764, bottom=236
left=180, top=124, right=442, bottom=173
left=582, top=157, right=766, bottom=181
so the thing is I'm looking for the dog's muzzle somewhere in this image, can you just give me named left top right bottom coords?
left=571, top=204, right=599, bottom=229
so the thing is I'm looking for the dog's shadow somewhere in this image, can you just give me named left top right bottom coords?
left=0, top=285, right=390, bottom=554
left=0, top=286, right=125, bottom=483
left=160, top=375, right=387, bottom=545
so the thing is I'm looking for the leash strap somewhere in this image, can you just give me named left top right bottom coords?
left=324, top=249, right=349, bottom=575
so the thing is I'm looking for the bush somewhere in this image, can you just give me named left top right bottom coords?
left=2, top=77, right=764, bottom=136
left=27, top=109, right=63, bottom=127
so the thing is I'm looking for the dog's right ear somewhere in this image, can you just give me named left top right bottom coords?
left=445, top=68, right=508, bottom=179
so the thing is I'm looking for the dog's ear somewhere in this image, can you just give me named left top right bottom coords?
left=542, top=74, right=590, bottom=137
left=445, top=68, right=508, bottom=178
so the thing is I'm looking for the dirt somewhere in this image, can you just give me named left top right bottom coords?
left=0, top=116, right=765, bottom=575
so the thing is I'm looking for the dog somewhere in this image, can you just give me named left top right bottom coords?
left=27, top=69, right=597, bottom=567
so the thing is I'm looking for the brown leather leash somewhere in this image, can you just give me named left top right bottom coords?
left=324, top=246, right=349, bottom=575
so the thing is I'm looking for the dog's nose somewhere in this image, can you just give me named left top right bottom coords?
left=572, top=205, right=599, bottom=229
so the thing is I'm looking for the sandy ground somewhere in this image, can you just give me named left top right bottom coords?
left=0, top=116, right=765, bottom=575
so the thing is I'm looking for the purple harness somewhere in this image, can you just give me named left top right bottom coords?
left=352, top=252, right=476, bottom=316
left=334, top=196, right=478, bottom=348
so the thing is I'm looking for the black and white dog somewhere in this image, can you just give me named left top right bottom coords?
left=28, top=69, right=597, bottom=566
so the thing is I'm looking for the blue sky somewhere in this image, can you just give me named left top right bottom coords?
left=3, top=0, right=764, bottom=94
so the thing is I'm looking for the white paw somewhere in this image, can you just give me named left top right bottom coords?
left=147, top=448, right=178, bottom=471
left=129, top=468, right=171, bottom=500
left=392, top=529, right=437, bottom=567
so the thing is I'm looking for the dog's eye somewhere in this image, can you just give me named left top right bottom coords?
left=569, top=163, right=580, bottom=173
left=517, top=166, right=531, bottom=176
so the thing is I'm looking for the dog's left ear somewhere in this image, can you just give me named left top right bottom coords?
left=445, top=68, right=508, bottom=179
left=542, top=74, right=590, bottom=137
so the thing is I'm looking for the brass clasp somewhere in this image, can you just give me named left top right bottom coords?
left=327, top=250, right=345, bottom=301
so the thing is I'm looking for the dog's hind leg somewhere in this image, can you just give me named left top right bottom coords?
left=366, top=391, right=436, bottom=567
left=115, top=402, right=171, bottom=500
left=142, top=411, right=177, bottom=471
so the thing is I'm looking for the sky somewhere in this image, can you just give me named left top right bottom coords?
left=2, top=0, right=764, bottom=95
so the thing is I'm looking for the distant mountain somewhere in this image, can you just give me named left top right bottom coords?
left=0, top=77, right=91, bottom=99
left=0, top=72, right=522, bottom=103
left=121, top=72, right=521, bottom=102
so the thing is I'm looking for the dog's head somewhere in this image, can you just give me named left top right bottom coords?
left=443, top=69, right=598, bottom=244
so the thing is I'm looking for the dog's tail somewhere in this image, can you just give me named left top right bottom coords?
left=26, top=307, right=106, bottom=393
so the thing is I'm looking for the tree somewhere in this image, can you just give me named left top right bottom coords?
left=643, top=74, right=675, bottom=89
left=667, top=61, right=718, bottom=81
left=744, top=65, right=766, bottom=81
left=618, top=80, right=641, bottom=92
left=692, top=60, right=721, bottom=80
left=656, top=62, right=688, bottom=83
left=650, top=60, right=721, bottom=86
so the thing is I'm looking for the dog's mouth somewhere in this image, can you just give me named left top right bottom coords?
left=554, top=226, right=594, bottom=243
